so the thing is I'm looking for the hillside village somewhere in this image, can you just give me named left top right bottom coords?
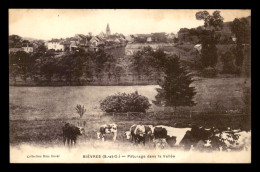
left=9, top=23, right=180, bottom=55
left=9, top=15, right=251, bottom=86
left=9, top=19, right=243, bottom=56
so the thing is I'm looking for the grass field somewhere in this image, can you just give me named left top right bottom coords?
left=9, top=77, right=250, bottom=120
left=10, top=112, right=250, bottom=146
left=9, top=76, right=251, bottom=146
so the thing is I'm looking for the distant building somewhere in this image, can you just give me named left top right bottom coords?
left=125, top=35, right=135, bottom=43
left=125, top=43, right=167, bottom=55
left=166, top=33, right=176, bottom=39
left=22, top=46, right=33, bottom=53
left=20, top=43, right=34, bottom=53
left=74, top=34, right=87, bottom=46
left=90, top=36, right=105, bottom=48
left=114, top=38, right=120, bottom=44
left=9, top=48, right=24, bottom=54
left=47, top=39, right=65, bottom=51
left=69, top=41, right=78, bottom=51
left=106, top=23, right=111, bottom=36
left=99, top=32, right=106, bottom=38
left=147, top=37, right=152, bottom=42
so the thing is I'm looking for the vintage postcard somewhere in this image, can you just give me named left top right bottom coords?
left=9, top=9, right=251, bottom=163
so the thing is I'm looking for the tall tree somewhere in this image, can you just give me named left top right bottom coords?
left=200, top=32, right=218, bottom=68
left=196, top=10, right=224, bottom=30
left=34, top=56, right=57, bottom=84
left=113, top=65, right=125, bottom=85
left=195, top=10, right=224, bottom=69
left=229, top=17, right=251, bottom=68
left=91, top=49, right=112, bottom=80
left=230, top=17, right=250, bottom=45
left=10, top=51, right=34, bottom=82
left=153, top=55, right=196, bottom=110
left=131, top=46, right=154, bottom=80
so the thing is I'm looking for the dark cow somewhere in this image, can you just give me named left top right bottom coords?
left=62, top=123, right=85, bottom=147
left=153, top=125, right=191, bottom=148
left=97, top=123, right=118, bottom=141
left=153, top=127, right=170, bottom=149
left=144, top=125, right=154, bottom=142
left=179, top=126, right=250, bottom=151
left=180, top=125, right=216, bottom=150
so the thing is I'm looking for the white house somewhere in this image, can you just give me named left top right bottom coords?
left=22, top=46, right=33, bottom=53
left=47, top=39, right=65, bottom=51
left=147, top=37, right=152, bottom=42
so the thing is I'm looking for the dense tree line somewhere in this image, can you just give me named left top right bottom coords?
left=191, top=11, right=250, bottom=76
left=9, top=49, right=119, bottom=85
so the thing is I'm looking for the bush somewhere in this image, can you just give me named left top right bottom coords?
left=75, top=104, right=86, bottom=118
left=100, top=91, right=151, bottom=113
left=200, top=67, right=218, bottom=78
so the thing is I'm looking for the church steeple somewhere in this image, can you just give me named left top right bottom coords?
left=106, top=23, right=111, bottom=36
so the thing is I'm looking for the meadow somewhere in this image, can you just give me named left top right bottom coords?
left=9, top=77, right=250, bottom=120
left=9, top=76, right=251, bottom=146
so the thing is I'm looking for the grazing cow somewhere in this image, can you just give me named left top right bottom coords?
left=153, top=125, right=191, bottom=148
left=216, top=130, right=251, bottom=151
left=154, top=138, right=168, bottom=149
left=129, top=124, right=154, bottom=145
left=134, top=124, right=146, bottom=145
left=97, top=123, right=118, bottom=141
left=62, top=123, right=85, bottom=147
left=235, top=131, right=251, bottom=150
left=153, top=127, right=168, bottom=139
left=144, top=125, right=154, bottom=142
left=124, top=131, right=131, bottom=140
left=180, top=125, right=218, bottom=150
left=181, top=125, right=251, bottom=151
left=153, top=127, right=170, bottom=149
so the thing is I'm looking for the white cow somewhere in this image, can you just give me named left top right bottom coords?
left=214, top=130, right=251, bottom=150
left=97, top=123, right=118, bottom=141
left=124, top=131, right=131, bottom=140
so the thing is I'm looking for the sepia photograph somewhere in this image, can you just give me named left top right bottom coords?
left=9, top=9, right=251, bottom=163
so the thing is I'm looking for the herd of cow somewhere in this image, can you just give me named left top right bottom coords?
left=62, top=122, right=251, bottom=151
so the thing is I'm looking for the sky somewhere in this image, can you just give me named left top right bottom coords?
left=9, top=9, right=251, bottom=41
